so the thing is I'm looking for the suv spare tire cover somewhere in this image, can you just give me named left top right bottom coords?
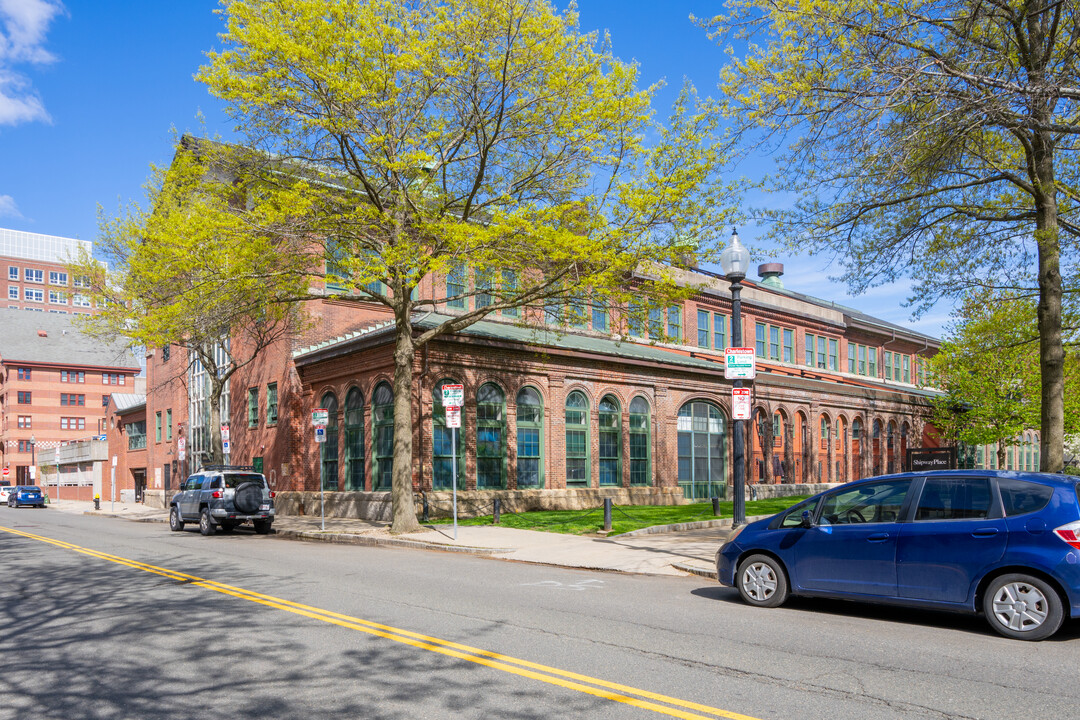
left=234, top=482, right=263, bottom=514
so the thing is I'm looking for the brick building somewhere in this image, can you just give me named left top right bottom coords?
left=0, top=309, right=140, bottom=488
left=132, top=258, right=953, bottom=518
left=2, top=228, right=98, bottom=315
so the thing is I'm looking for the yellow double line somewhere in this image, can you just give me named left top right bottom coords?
left=1, top=525, right=760, bottom=720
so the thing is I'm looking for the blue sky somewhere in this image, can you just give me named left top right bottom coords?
left=0, top=0, right=952, bottom=337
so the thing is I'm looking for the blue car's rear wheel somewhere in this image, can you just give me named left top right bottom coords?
left=983, top=573, right=1063, bottom=641
left=736, top=554, right=789, bottom=608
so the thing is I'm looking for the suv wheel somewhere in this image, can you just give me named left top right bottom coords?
left=199, top=507, right=216, bottom=536
left=983, top=573, right=1063, bottom=641
left=169, top=506, right=184, bottom=532
left=253, top=519, right=272, bottom=535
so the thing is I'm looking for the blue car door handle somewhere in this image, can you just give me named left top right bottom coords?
left=971, top=529, right=999, bottom=538
left=867, top=533, right=890, bottom=542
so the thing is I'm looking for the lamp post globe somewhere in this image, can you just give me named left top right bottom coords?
left=722, top=230, right=750, bottom=526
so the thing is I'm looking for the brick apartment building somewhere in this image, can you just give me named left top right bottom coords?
left=129, top=257, right=955, bottom=518
left=0, top=309, right=140, bottom=490
left=2, top=228, right=97, bottom=315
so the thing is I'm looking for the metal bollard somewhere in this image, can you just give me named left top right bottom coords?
left=421, top=492, right=429, bottom=523
left=603, top=498, right=612, bottom=531
left=493, top=498, right=501, bottom=524
left=712, top=496, right=721, bottom=517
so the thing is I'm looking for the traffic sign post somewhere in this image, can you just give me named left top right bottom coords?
left=442, top=384, right=464, bottom=540
left=311, top=408, right=329, bottom=426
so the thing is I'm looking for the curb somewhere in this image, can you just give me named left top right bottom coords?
left=672, top=562, right=718, bottom=579
left=276, top=528, right=514, bottom=555
left=83, top=511, right=168, bottom=524
left=617, top=514, right=771, bottom=538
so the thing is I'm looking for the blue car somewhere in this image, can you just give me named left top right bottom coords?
left=716, top=470, right=1080, bottom=641
left=7, top=485, right=45, bottom=509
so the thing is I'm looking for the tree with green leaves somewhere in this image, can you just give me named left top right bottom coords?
left=72, top=138, right=316, bottom=466
left=703, top=0, right=1080, bottom=470
left=928, top=290, right=1080, bottom=465
left=198, top=0, right=734, bottom=533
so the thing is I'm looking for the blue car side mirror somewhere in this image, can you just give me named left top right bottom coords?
left=800, top=510, right=815, bottom=529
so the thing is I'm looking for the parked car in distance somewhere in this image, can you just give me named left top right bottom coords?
left=0, top=485, right=14, bottom=504
left=8, top=485, right=46, bottom=509
left=169, top=465, right=275, bottom=536
left=717, top=470, right=1080, bottom=641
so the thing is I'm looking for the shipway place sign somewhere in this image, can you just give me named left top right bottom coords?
left=906, top=447, right=957, bottom=472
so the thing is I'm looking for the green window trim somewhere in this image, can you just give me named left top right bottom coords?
left=697, top=309, right=710, bottom=348
left=320, top=392, right=339, bottom=491
left=783, top=328, right=794, bottom=363
left=713, top=314, right=727, bottom=351
left=476, top=383, right=507, bottom=489
left=828, top=338, right=838, bottom=370
left=501, top=270, right=520, bottom=317
left=166, top=409, right=172, bottom=441
left=516, top=387, right=544, bottom=488
left=591, top=304, right=609, bottom=333
left=755, top=322, right=766, bottom=358
left=667, top=305, right=682, bottom=342
left=266, top=383, right=278, bottom=426
left=598, top=395, right=621, bottom=487
left=446, top=265, right=467, bottom=309
left=432, top=379, right=465, bottom=490
left=372, top=382, right=394, bottom=491
left=247, top=387, right=258, bottom=428
left=565, top=391, right=590, bottom=486
left=155, top=411, right=162, bottom=443
left=677, top=402, right=726, bottom=501
left=629, top=396, right=651, bottom=486
left=344, top=387, right=365, bottom=491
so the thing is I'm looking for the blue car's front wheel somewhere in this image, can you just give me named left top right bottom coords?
left=736, top=554, right=789, bottom=608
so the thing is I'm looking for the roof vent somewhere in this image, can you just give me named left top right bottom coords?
left=757, top=263, right=785, bottom=290
left=37, top=330, right=48, bottom=337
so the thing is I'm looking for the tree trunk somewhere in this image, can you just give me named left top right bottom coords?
left=783, top=419, right=794, bottom=484
left=390, top=318, right=421, bottom=534
left=1033, top=129, right=1065, bottom=472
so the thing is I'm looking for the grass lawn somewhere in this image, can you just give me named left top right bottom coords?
left=427, top=496, right=810, bottom=536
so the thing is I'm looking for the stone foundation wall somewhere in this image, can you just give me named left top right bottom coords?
left=748, top=482, right=838, bottom=499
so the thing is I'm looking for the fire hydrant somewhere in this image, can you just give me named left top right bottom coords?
left=93, top=495, right=100, bottom=511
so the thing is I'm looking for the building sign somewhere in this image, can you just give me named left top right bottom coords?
left=906, top=447, right=956, bottom=472
left=221, top=424, right=230, bottom=443
left=311, top=408, right=329, bottom=426
left=442, top=384, right=464, bottom=408
left=732, top=387, right=752, bottom=420
left=725, top=347, right=756, bottom=380
left=314, top=426, right=327, bottom=443
left=446, top=407, right=461, bottom=429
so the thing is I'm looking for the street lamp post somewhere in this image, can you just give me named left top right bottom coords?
left=720, top=230, right=751, bottom=527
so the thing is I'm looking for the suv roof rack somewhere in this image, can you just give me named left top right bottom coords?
left=200, top=464, right=257, bottom=472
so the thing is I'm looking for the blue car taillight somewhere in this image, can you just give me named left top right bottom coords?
left=1053, top=520, right=1080, bottom=549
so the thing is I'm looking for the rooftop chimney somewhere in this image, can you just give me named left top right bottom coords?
left=757, top=263, right=785, bottom=290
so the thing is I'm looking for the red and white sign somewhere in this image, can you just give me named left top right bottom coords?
left=2, top=467, right=8, bottom=478
left=732, top=387, right=752, bottom=420
left=725, top=347, right=756, bottom=380
left=220, top=424, right=230, bottom=443
left=442, top=384, right=464, bottom=408
left=446, top=407, right=461, bottom=429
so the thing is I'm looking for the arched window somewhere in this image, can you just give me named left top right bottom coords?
left=565, top=391, right=589, bottom=485
left=320, top=391, right=339, bottom=491
left=432, top=379, right=465, bottom=490
left=677, top=401, right=726, bottom=500
left=344, top=387, right=364, bottom=491
left=477, top=383, right=506, bottom=488
left=598, top=395, right=621, bottom=486
left=372, top=382, right=394, bottom=490
left=516, top=387, right=543, bottom=488
left=629, top=396, right=651, bottom=486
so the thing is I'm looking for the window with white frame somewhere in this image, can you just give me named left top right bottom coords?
left=8, top=266, right=17, bottom=280
left=49, top=271, right=68, bottom=286
left=24, top=268, right=42, bottom=283
left=24, top=288, right=43, bottom=302
left=7, top=286, right=17, bottom=300
left=72, top=294, right=91, bottom=307
left=73, top=275, right=90, bottom=288
left=49, top=290, right=67, bottom=304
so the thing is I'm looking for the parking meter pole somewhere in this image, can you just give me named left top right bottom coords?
left=452, top=427, right=458, bottom=541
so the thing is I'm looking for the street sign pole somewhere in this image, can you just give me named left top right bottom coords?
left=452, top=427, right=458, bottom=541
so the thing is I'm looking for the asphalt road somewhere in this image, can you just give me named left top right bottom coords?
left=2, top=507, right=1079, bottom=720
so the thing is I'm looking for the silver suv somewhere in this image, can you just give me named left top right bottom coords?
left=169, top=465, right=275, bottom=536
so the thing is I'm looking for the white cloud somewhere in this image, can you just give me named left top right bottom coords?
left=0, top=0, right=64, bottom=127
left=0, top=193, right=20, bottom=218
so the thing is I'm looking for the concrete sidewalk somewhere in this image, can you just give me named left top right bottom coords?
left=39, top=499, right=741, bottom=578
